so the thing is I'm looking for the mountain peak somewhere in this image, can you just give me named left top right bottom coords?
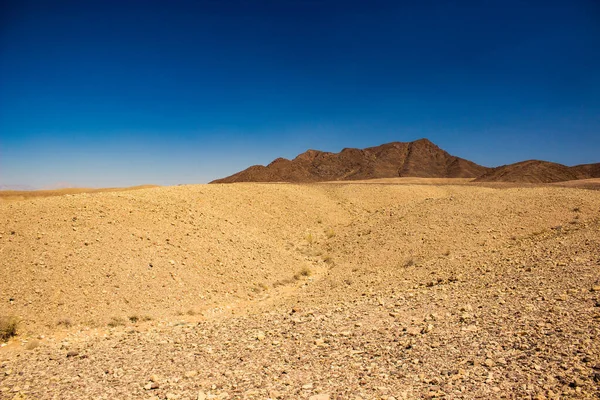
left=211, top=139, right=488, bottom=183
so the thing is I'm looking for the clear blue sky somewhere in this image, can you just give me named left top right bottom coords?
left=1, top=0, right=599, bottom=188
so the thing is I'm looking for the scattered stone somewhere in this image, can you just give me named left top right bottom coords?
left=144, top=382, right=160, bottom=390
left=484, top=359, right=495, bottom=368
left=308, top=395, right=330, bottom=400
left=184, top=370, right=198, bottom=378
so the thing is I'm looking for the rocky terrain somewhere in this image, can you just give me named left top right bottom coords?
left=1, top=181, right=600, bottom=399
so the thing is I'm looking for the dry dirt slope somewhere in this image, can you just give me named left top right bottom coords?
left=1, top=182, right=600, bottom=399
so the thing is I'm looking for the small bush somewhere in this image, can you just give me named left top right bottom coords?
left=404, top=258, right=416, bottom=267
left=128, top=315, right=139, bottom=323
left=299, top=266, right=312, bottom=277
left=186, top=309, right=196, bottom=316
left=107, top=317, right=126, bottom=328
left=258, top=283, right=269, bottom=291
left=325, top=228, right=336, bottom=238
left=57, top=318, right=72, bottom=328
left=572, top=207, right=580, bottom=212
left=0, top=316, right=18, bottom=341
left=305, top=233, right=314, bottom=244
left=322, top=255, right=333, bottom=264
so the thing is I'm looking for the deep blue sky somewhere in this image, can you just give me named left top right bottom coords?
left=1, top=0, right=599, bottom=187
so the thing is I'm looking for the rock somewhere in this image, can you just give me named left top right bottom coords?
left=461, top=325, right=478, bottom=332
left=569, top=378, right=584, bottom=388
left=25, top=340, right=39, bottom=350
left=144, top=382, right=160, bottom=390
left=184, top=370, right=198, bottom=378
left=591, top=286, right=600, bottom=292
left=197, top=392, right=207, bottom=400
left=406, top=327, right=421, bottom=336
left=66, top=351, right=79, bottom=358
left=302, top=383, right=314, bottom=389
left=484, top=359, right=495, bottom=368
left=308, top=395, right=330, bottom=400
left=166, top=394, right=180, bottom=400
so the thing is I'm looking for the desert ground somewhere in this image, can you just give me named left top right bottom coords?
left=1, top=180, right=599, bottom=399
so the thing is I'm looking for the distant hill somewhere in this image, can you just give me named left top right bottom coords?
left=211, top=139, right=489, bottom=183
left=474, top=160, right=600, bottom=183
left=570, top=163, right=600, bottom=180
left=0, top=184, right=36, bottom=191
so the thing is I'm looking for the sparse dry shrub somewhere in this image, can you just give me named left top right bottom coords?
left=128, top=315, right=139, bottom=323
left=107, top=316, right=126, bottom=328
left=572, top=207, right=580, bottom=212
left=325, top=228, right=336, bottom=238
left=258, top=282, right=269, bottom=291
left=404, top=258, right=416, bottom=267
left=57, top=318, right=72, bottom=328
left=0, top=316, right=18, bottom=341
left=299, top=266, right=312, bottom=277
left=305, top=233, right=314, bottom=244
left=322, top=255, right=333, bottom=264
left=273, top=278, right=294, bottom=287
left=186, top=309, right=196, bottom=316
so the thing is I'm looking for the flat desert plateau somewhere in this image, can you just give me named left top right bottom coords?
left=1, top=180, right=600, bottom=399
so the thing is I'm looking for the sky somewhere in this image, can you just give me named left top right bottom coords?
left=1, top=0, right=599, bottom=188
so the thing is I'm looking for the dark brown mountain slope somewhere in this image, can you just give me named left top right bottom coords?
left=474, top=160, right=600, bottom=183
left=571, top=163, right=600, bottom=179
left=211, top=139, right=489, bottom=183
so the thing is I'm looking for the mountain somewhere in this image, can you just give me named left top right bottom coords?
left=570, top=163, right=600, bottom=180
left=0, top=184, right=36, bottom=191
left=474, top=160, right=600, bottom=183
left=211, top=139, right=490, bottom=183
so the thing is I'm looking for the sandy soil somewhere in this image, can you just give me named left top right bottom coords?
left=1, top=181, right=599, bottom=399
left=0, top=185, right=159, bottom=202
left=551, top=178, right=600, bottom=191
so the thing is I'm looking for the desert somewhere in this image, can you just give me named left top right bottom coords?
left=2, top=1, right=599, bottom=399
left=1, top=179, right=600, bottom=399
